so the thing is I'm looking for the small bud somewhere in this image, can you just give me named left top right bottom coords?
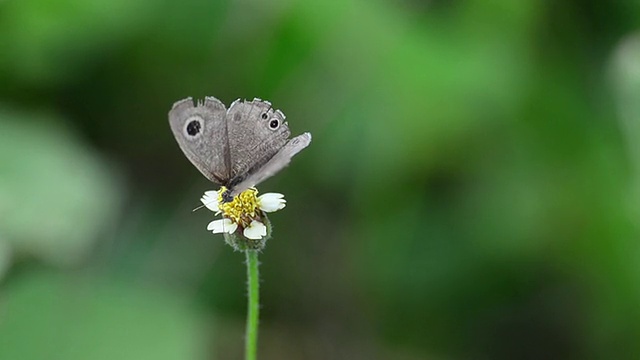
left=223, top=212, right=272, bottom=251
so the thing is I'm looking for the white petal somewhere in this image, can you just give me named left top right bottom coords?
left=243, top=220, right=267, bottom=239
left=207, top=218, right=237, bottom=234
left=200, top=191, right=220, bottom=212
left=258, top=193, right=286, bottom=212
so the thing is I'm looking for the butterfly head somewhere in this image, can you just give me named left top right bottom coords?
left=221, top=187, right=234, bottom=203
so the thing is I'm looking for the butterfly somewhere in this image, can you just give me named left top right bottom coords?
left=169, top=97, right=311, bottom=202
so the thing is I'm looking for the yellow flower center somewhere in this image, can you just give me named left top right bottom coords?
left=217, top=186, right=260, bottom=228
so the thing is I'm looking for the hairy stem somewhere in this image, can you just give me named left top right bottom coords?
left=245, top=250, right=260, bottom=360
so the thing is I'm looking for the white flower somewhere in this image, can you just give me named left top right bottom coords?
left=207, top=218, right=237, bottom=234
left=257, top=193, right=286, bottom=212
left=243, top=220, right=267, bottom=239
left=200, top=191, right=220, bottom=213
left=201, top=187, right=285, bottom=240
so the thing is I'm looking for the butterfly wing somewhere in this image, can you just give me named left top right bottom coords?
left=168, top=97, right=229, bottom=184
left=228, top=132, right=312, bottom=197
left=225, top=98, right=290, bottom=180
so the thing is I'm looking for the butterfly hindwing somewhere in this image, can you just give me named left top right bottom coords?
left=225, top=98, right=290, bottom=180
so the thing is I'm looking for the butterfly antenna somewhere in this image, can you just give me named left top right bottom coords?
left=193, top=198, right=222, bottom=212
left=264, top=100, right=273, bottom=114
left=192, top=204, right=206, bottom=212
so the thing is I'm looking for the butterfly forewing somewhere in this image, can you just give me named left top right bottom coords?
left=168, top=97, right=229, bottom=184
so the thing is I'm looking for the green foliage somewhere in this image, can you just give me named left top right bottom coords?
left=1, top=0, right=640, bottom=359
left=0, top=108, right=121, bottom=267
left=0, top=273, right=204, bottom=360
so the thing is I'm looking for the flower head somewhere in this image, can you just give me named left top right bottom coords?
left=200, top=187, right=286, bottom=250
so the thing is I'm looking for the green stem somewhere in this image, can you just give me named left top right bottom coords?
left=245, top=250, right=260, bottom=360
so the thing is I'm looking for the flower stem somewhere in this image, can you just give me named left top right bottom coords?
left=245, top=250, right=260, bottom=360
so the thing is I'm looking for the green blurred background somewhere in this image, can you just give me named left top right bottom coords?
left=1, top=0, right=640, bottom=359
